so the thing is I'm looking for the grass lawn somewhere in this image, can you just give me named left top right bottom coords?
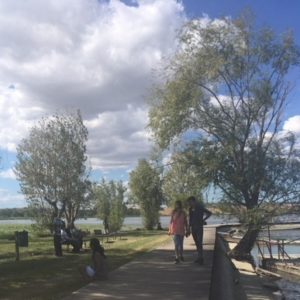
left=0, top=224, right=170, bottom=299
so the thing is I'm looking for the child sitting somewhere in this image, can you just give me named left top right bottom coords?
left=80, top=238, right=108, bottom=280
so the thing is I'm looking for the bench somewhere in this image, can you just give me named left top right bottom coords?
left=82, top=230, right=126, bottom=248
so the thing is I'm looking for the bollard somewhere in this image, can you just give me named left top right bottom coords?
left=15, top=231, right=29, bottom=261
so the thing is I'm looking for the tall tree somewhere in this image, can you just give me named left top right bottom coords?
left=129, top=159, right=162, bottom=230
left=162, top=153, right=206, bottom=206
left=94, top=179, right=111, bottom=226
left=94, top=179, right=126, bottom=232
left=15, top=111, right=91, bottom=229
left=149, top=14, right=300, bottom=259
left=109, top=181, right=126, bottom=232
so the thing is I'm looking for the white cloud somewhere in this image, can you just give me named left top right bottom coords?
left=0, top=0, right=185, bottom=170
left=0, top=0, right=184, bottom=115
left=0, top=189, right=26, bottom=208
left=85, top=105, right=152, bottom=170
left=0, top=84, right=45, bottom=152
left=0, top=168, right=16, bottom=180
left=283, top=115, right=300, bottom=135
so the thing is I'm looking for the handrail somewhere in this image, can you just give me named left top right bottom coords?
left=256, top=238, right=300, bottom=245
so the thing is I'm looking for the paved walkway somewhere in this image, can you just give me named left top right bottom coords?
left=65, top=227, right=216, bottom=300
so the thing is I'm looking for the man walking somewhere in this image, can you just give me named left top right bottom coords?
left=187, top=196, right=212, bottom=265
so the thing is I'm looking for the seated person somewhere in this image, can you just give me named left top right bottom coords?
left=80, top=238, right=108, bottom=281
left=61, top=227, right=81, bottom=253
left=157, top=222, right=163, bottom=230
left=70, top=227, right=84, bottom=249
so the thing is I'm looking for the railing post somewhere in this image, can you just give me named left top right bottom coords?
left=267, top=225, right=273, bottom=259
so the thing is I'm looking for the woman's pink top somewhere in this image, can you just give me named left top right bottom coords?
left=169, top=210, right=187, bottom=236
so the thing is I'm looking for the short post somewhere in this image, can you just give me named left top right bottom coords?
left=267, top=225, right=273, bottom=258
left=15, top=230, right=29, bottom=261
left=277, top=239, right=281, bottom=260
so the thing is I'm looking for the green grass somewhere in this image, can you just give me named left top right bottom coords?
left=0, top=224, right=170, bottom=300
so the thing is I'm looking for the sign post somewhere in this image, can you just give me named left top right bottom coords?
left=15, top=231, right=29, bottom=261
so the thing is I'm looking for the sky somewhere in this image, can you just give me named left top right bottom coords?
left=0, top=0, right=300, bottom=208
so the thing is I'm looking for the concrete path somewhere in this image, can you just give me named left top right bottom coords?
left=65, top=227, right=216, bottom=300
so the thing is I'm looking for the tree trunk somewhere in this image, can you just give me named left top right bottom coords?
left=65, top=212, right=75, bottom=229
left=67, top=221, right=75, bottom=229
left=229, top=224, right=260, bottom=263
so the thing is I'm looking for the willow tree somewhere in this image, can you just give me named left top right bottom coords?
left=15, top=111, right=91, bottom=229
left=162, top=153, right=207, bottom=206
left=94, top=179, right=126, bottom=232
left=129, top=159, right=162, bottom=230
left=149, top=15, right=300, bottom=259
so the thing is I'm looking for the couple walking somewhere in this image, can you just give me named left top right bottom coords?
left=168, top=196, right=211, bottom=264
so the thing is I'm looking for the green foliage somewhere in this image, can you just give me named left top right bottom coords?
left=0, top=207, right=34, bottom=219
left=28, top=203, right=54, bottom=233
left=94, top=179, right=126, bottom=232
left=129, top=159, right=162, bottom=230
left=15, top=111, right=91, bottom=230
left=149, top=13, right=300, bottom=256
left=109, top=181, right=126, bottom=232
left=162, top=153, right=207, bottom=206
left=0, top=207, right=97, bottom=220
left=150, top=15, right=300, bottom=210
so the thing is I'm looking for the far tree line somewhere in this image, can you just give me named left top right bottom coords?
left=0, top=206, right=141, bottom=220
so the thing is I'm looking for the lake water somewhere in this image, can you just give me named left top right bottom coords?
left=0, top=214, right=236, bottom=227
left=252, top=232, right=300, bottom=268
left=253, top=227, right=300, bottom=300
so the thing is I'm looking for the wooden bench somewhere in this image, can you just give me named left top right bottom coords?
left=82, top=230, right=126, bottom=248
left=94, top=229, right=103, bottom=235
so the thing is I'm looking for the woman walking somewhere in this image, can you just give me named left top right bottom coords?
left=169, top=200, right=188, bottom=264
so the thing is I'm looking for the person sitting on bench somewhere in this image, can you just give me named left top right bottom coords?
left=61, top=225, right=81, bottom=253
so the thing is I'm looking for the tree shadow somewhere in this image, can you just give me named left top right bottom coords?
left=65, top=247, right=215, bottom=299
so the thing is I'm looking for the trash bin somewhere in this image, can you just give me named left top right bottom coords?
left=16, top=231, right=29, bottom=247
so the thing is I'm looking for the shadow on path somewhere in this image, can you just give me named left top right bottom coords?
left=65, top=228, right=216, bottom=300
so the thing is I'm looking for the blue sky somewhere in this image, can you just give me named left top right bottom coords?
left=0, top=0, right=300, bottom=208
